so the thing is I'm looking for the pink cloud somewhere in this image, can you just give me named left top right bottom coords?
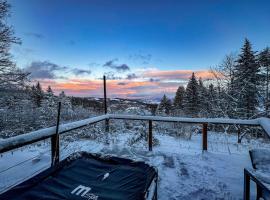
left=142, top=69, right=213, bottom=80
left=36, top=69, right=211, bottom=98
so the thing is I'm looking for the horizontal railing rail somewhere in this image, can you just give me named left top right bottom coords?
left=107, top=114, right=263, bottom=126
left=107, top=114, right=270, bottom=151
left=0, top=115, right=107, bottom=154
left=1, top=113, right=269, bottom=157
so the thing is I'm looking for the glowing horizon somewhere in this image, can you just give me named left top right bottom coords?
left=33, top=69, right=214, bottom=99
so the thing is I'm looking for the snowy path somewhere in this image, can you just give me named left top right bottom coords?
left=0, top=132, right=269, bottom=199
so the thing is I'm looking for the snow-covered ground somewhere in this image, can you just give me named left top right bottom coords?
left=0, top=131, right=269, bottom=199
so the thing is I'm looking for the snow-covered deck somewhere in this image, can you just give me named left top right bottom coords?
left=1, top=132, right=269, bottom=199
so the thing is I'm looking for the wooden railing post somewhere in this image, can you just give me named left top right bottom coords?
left=237, top=126, right=241, bottom=143
left=202, top=123, right=208, bottom=151
left=51, top=102, right=61, bottom=166
left=103, top=75, right=109, bottom=132
left=149, top=120, right=153, bottom=151
left=244, top=169, right=250, bottom=200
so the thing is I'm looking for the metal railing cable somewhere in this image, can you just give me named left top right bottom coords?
left=0, top=148, right=51, bottom=175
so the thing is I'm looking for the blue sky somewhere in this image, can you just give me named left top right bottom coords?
left=7, top=0, right=270, bottom=98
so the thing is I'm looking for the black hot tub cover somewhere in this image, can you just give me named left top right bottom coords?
left=0, top=152, right=158, bottom=200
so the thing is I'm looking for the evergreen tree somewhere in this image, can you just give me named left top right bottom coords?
left=183, top=72, right=199, bottom=117
left=157, top=94, right=172, bottom=115
left=59, top=91, right=66, bottom=98
left=234, top=39, right=260, bottom=118
left=31, top=82, right=44, bottom=107
left=46, top=85, right=53, bottom=95
left=173, top=86, right=185, bottom=109
left=41, top=86, right=56, bottom=120
left=166, top=98, right=172, bottom=115
left=58, top=90, right=73, bottom=117
left=258, top=47, right=270, bottom=115
left=197, top=78, right=208, bottom=116
left=207, top=83, right=216, bottom=117
left=36, top=82, right=43, bottom=93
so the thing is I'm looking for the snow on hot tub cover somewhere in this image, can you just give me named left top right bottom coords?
left=0, top=152, right=157, bottom=200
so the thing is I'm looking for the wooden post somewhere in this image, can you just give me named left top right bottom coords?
left=149, top=120, right=153, bottom=151
left=237, top=127, right=241, bottom=143
left=51, top=102, right=61, bottom=166
left=103, top=75, right=109, bottom=132
left=244, top=169, right=250, bottom=200
left=257, top=185, right=263, bottom=200
left=266, top=67, right=269, bottom=112
left=202, top=123, right=208, bottom=151
left=103, top=75, right=107, bottom=114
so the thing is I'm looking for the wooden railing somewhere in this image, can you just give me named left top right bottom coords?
left=1, top=111, right=269, bottom=167
left=107, top=114, right=270, bottom=151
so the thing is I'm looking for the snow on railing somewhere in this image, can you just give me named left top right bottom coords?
left=107, top=114, right=261, bottom=125
left=108, top=114, right=270, bottom=136
left=258, top=117, right=270, bottom=138
left=1, top=114, right=270, bottom=154
left=0, top=115, right=108, bottom=153
left=107, top=114, right=270, bottom=150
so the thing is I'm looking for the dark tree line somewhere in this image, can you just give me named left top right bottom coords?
left=71, top=96, right=103, bottom=112
left=158, top=39, right=270, bottom=119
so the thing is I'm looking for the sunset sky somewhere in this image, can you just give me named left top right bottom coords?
left=8, top=0, right=270, bottom=99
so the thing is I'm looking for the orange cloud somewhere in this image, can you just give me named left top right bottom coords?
left=36, top=69, right=212, bottom=98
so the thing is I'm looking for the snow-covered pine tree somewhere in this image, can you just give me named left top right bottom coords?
left=46, top=85, right=53, bottom=95
left=45, top=86, right=55, bottom=105
left=157, top=94, right=172, bottom=115
left=157, top=95, right=166, bottom=115
left=59, top=90, right=66, bottom=98
left=173, top=86, right=185, bottom=111
left=31, top=82, right=44, bottom=107
left=234, top=39, right=260, bottom=119
left=207, top=83, right=216, bottom=117
left=258, top=47, right=270, bottom=115
left=41, top=86, right=57, bottom=121
left=183, top=72, right=199, bottom=117
left=166, top=98, right=172, bottom=115
left=197, top=78, right=208, bottom=117
left=58, top=90, right=73, bottom=119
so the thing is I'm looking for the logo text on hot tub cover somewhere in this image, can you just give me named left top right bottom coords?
left=71, top=185, right=98, bottom=200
